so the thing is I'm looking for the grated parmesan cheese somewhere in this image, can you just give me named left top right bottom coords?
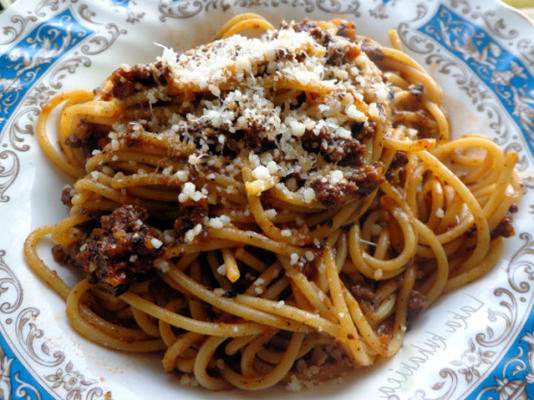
left=188, top=154, right=201, bottom=165
left=368, top=103, right=380, bottom=118
left=373, top=268, right=383, bottom=279
left=286, top=375, right=303, bottom=392
left=150, top=237, right=163, bottom=249
left=281, top=229, right=291, bottom=237
left=265, top=209, right=277, bottom=219
left=330, top=170, right=344, bottom=185
left=155, top=260, right=169, bottom=273
left=266, top=160, right=279, bottom=174
left=184, top=224, right=202, bottom=243
left=303, top=188, right=316, bottom=203
left=163, top=230, right=175, bottom=244
left=345, top=105, right=366, bottom=121
left=208, top=215, right=231, bottom=229
left=374, top=83, right=389, bottom=103
left=178, top=182, right=205, bottom=203
left=288, top=119, right=306, bottom=137
left=252, top=165, right=271, bottom=180
left=217, top=264, right=226, bottom=276
left=175, top=170, right=189, bottom=181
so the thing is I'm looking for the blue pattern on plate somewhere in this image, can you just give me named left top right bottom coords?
left=0, top=2, right=532, bottom=399
left=0, top=331, right=54, bottom=399
left=419, top=5, right=534, bottom=398
left=465, top=308, right=534, bottom=399
left=109, top=0, right=130, bottom=7
left=419, top=5, right=534, bottom=156
left=0, top=8, right=93, bottom=135
left=0, top=8, right=94, bottom=399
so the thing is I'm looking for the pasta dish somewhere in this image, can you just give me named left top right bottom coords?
left=25, top=14, right=522, bottom=391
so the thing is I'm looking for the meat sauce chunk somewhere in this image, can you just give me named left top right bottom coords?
left=53, top=205, right=163, bottom=291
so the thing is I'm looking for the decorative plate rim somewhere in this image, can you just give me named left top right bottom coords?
left=0, top=1, right=533, bottom=399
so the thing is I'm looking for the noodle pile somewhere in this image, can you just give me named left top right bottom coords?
left=25, top=15, right=522, bottom=391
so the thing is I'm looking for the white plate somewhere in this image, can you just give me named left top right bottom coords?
left=1, top=0, right=534, bottom=399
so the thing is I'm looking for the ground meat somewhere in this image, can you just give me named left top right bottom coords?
left=301, top=128, right=365, bottom=166
left=293, top=344, right=353, bottom=383
left=174, top=203, right=208, bottom=242
left=466, top=224, right=477, bottom=238
left=242, top=119, right=276, bottom=150
left=291, top=19, right=315, bottom=33
left=300, top=129, right=323, bottom=153
left=53, top=205, right=163, bottom=290
left=408, top=83, right=424, bottom=103
left=335, top=22, right=357, bottom=43
left=491, top=216, right=515, bottom=239
left=64, top=134, right=82, bottom=148
left=347, top=164, right=384, bottom=195
left=108, top=63, right=165, bottom=100
left=350, top=121, right=365, bottom=136
left=326, top=46, right=346, bottom=66
left=65, top=121, right=111, bottom=159
left=350, top=282, right=377, bottom=309
left=407, top=290, right=428, bottom=323
left=60, top=186, right=73, bottom=207
left=281, top=172, right=305, bottom=191
left=310, top=180, right=343, bottom=207
left=52, top=244, right=69, bottom=266
left=386, top=151, right=408, bottom=186
left=290, top=20, right=333, bottom=48
left=326, top=42, right=359, bottom=66
left=311, top=165, right=383, bottom=207
left=390, top=151, right=408, bottom=169
left=332, top=138, right=365, bottom=167
left=360, top=39, right=384, bottom=62
left=289, top=92, right=307, bottom=110
left=394, top=109, right=437, bottom=139
left=353, top=121, right=376, bottom=142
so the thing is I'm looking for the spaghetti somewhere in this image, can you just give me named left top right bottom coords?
left=25, top=15, right=522, bottom=391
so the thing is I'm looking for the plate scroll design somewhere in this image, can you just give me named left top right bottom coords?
left=0, top=0, right=130, bottom=398
left=368, top=0, right=398, bottom=20
left=0, top=250, right=22, bottom=314
left=0, top=8, right=93, bottom=143
left=0, top=0, right=533, bottom=399
left=382, top=1, right=534, bottom=398
left=386, top=232, right=534, bottom=400
left=45, top=361, right=105, bottom=400
left=16, top=308, right=65, bottom=368
left=1, top=3, right=125, bottom=153
left=417, top=3, right=534, bottom=157
left=0, top=150, right=19, bottom=203
left=0, top=0, right=125, bottom=203
left=157, top=0, right=360, bottom=21
left=107, top=0, right=145, bottom=24
left=0, top=14, right=39, bottom=47
left=398, top=3, right=533, bottom=170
